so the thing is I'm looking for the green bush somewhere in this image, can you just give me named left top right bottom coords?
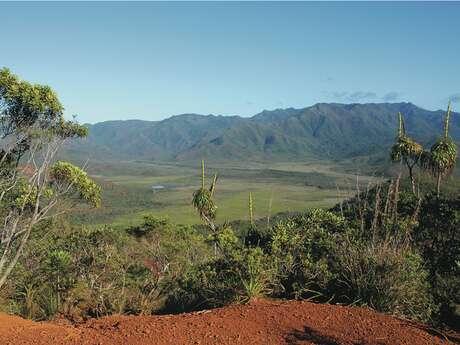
left=268, top=209, right=345, bottom=299
left=414, top=194, right=460, bottom=327
left=1, top=215, right=210, bottom=320
left=164, top=206, right=438, bottom=323
left=332, top=236, right=435, bottom=322
left=164, top=228, right=274, bottom=312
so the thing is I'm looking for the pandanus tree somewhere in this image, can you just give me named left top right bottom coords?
left=192, top=160, right=218, bottom=244
left=390, top=112, right=423, bottom=194
left=0, top=68, right=101, bottom=289
left=421, top=103, right=458, bottom=197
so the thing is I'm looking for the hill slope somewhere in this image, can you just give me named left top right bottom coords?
left=65, top=114, right=242, bottom=161
left=65, top=103, right=460, bottom=162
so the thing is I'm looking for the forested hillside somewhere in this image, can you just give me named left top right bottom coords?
left=66, top=103, right=460, bottom=162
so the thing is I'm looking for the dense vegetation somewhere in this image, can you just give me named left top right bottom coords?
left=1, top=182, right=458, bottom=329
left=1, top=69, right=459, bottom=334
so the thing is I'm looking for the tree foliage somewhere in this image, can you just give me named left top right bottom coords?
left=420, top=103, right=458, bottom=196
left=0, top=68, right=100, bottom=289
left=50, top=161, right=101, bottom=208
left=390, top=112, right=423, bottom=194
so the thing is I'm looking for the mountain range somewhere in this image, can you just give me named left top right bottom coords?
left=64, top=103, right=460, bottom=163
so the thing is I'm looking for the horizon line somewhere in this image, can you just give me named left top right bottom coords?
left=81, top=101, right=452, bottom=125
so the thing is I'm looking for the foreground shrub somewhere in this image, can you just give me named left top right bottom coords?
left=333, top=236, right=435, bottom=322
left=414, top=194, right=460, bottom=327
left=265, top=209, right=435, bottom=322
left=165, top=207, right=436, bottom=322
left=269, top=209, right=345, bottom=299
left=2, top=216, right=210, bottom=320
left=164, top=228, right=274, bottom=312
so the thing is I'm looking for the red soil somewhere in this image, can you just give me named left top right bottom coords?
left=0, top=300, right=458, bottom=345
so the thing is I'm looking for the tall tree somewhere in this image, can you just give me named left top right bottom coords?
left=0, top=68, right=100, bottom=288
left=421, top=103, right=458, bottom=197
left=390, top=112, right=423, bottom=194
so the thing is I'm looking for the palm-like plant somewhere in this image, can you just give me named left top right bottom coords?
left=390, top=112, right=423, bottom=194
left=421, top=103, right=458, bottom=197
left=192, top=160, right=218, bottom=231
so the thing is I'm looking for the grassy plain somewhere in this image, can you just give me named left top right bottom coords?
left=67, top=159, right=382, bottom=228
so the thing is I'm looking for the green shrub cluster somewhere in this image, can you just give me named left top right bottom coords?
left=164, top=243, right=274, bottom=312
left=1, top=185, right=458, bottom=329
left=414, top=195, right=460, bottom=327
left=165, top=207, right=437, bottom=323
left=165, top=185, right=458, bottom=326
left=1, top=216, right=210, bottom=321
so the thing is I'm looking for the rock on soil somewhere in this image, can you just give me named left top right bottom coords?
left=0, top=299, right=458, bottom=345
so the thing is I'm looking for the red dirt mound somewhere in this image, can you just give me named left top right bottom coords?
left=0, top=300, right=457, bottom=345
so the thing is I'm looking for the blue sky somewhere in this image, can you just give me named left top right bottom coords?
left=1, top=1, right=459, bottom=123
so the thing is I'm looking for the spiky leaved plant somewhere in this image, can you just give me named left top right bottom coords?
left=421, top=103, right=458, bottom=197
left=192, top=160, right=219, bottom=253
left=192, top=160, right=217, bottom=229
left=390, top=112, right=423, bottom=194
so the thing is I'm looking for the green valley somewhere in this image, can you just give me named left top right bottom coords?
left=68, top=159, right=378, bottom=227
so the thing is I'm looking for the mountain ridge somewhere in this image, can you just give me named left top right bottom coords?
left=64, top=102, right=460, bottom=163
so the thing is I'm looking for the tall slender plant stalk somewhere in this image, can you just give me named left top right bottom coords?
left=248, top=192, right=254, bottom=225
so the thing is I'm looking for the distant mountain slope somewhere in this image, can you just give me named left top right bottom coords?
left=64, top=103, right=460, bottom=162
left=67, top=114, right=242, bottom=160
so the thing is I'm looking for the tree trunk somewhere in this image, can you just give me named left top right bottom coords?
left=0, top=225, right=32, bottom=289
left=407, top=164, right=416, bottom=195
left=436, top=173, right=442, bottom=197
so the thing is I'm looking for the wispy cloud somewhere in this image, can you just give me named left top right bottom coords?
left=348, top=91, right=377, bottom=102
left=330, top=91, right=377, bottom=102
left=382, top=91, right=401, bottom=102
left=448, top=93, right=460, bottom=103
left=331, top=91, right=348, bottom=99
left=328, top=90, right=401, bottom=103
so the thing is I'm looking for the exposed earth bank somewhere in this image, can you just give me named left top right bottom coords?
left=0, top=300, right=457, bottom=345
